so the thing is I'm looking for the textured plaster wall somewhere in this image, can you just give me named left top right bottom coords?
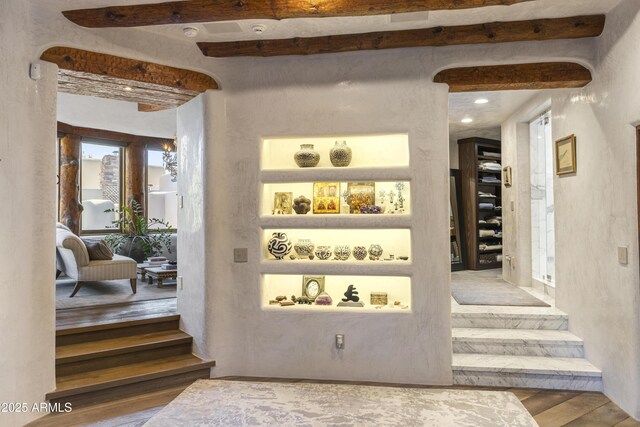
left=0, top=1, right=57, bottom=425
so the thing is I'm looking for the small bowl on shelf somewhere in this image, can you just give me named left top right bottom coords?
left=315, top=246, right=333, bottom=260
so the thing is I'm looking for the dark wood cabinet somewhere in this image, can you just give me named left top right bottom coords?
left=458, top=137, right=503, bottom=270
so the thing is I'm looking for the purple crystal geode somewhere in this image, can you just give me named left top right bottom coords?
left=315, top=292, right=333, bottom=305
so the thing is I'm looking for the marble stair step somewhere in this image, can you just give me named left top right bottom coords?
left=452, top=328, right=584, bottom=357
left=452, top=354, right=602, bottom=392
left=452, top=310, right=568, bottom=330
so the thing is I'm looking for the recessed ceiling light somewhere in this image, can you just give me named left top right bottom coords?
left=474, top=98, right=489, bottom=104
left=461, top=118, right=473, bottom=124
left=123, top=86, right=133, bottom=92
left=182, top=27, right=199, bottom=38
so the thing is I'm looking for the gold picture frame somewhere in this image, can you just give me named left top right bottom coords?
left=273, top=192, right=293, bottom=215
left=313, top=182, right=340, bottom=214
left=302, top=276, right=325, bottom=301
left=346, top=182, right=376, bottom=214
left=555, top=135, right=577, bottom=175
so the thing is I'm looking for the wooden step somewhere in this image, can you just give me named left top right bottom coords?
left=57, top=314, right=181, bottom=346
left=48, top=354, right=215, bottom=402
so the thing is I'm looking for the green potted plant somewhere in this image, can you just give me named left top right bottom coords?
left=104, top=200, right=173, bottom=263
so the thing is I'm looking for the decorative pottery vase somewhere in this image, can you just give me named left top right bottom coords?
left=329, top=140, right=352, bottom=167
left=352, top=246, right=368, bottom=261
left=315, top=246, right=333, bottom=260
left=293, top=195, right=311, bottom=214
left=294, top=144, right=320, bottom=168
left=267, top=232, right=292, bottom=260
left=315, top=292, right=333, bottom=305
left=368, top=244, right=383, bottom=260
left=294, top=239, right=315, bottom=259
left=334, top=245, right=351, bottom=261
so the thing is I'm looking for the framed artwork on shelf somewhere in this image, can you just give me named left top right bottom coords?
left=313, top=182, right=340, bottom=214
left=555, top=134, right=577, bottom=175
left=346, top=182, right=375, bottom=214
left=302, top=276, right=325, bottom=301
left=273, top=192, right=293, bottom=214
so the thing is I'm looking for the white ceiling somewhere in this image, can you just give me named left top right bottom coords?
left=448, top=90, right=540, bottom=142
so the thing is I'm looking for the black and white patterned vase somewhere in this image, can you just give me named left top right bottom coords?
left=268, top=232, right=292, bottom=260
left=294, top=144, right=320, bottom=168
left=368, top=244, right=383, bottom=260
left=352, top=246, right=368, bottom=261
left=334, top=245, right=352, bottom=261
left=294, top=238, right=315, bottom=258
left=330, top=140, right=352, bottom=167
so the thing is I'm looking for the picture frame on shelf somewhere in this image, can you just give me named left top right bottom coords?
left=313, top=182, right=340, bottom=214
left=273, top=192, right=293, bottom=215
left=302, top=276, right=325, bottom=301
left=346, top=182, right=376, bottom=214
left=555, top=134, right=577, bottom=175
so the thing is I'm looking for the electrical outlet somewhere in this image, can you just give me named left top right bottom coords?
left=618, top=247, right=629, bottom=265
left=234, top=248, right=248, bottom=263
left=335, top=334, right=345, bottom=349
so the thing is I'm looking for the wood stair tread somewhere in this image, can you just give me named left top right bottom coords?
left=49, top=354, right=215, bottom=400
left=56, top=330, right=192, bottom=364
left=56, top=314, right=180, bottom=336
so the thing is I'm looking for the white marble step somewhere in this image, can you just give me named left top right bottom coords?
left=452, top=354, right=602, bottom=392
left=452, top=328, right=584, bottom=358
left=451, top=308, right=568, bottom=330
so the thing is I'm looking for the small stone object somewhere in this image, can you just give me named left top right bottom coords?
left=399, top=256, right=409, bottom=261
left=297, top=296, right=311, bottom=305
left=309, top=255, right=315, bottom=260
left=315, top=246, right=333, bottom=260
left=280, top=300, right=295, bottom=306
left=294, top=144, right=320, bottom=168
left=291, top=295, right=297, bottom=303
left=394, top=301, right=401, bottom=306
left=368, top=244, right=383, bottom=261
left=290, top=255, right=297, bottom=260
left=275, top=295, right=287, bottom=302
left=315, top=292, right=333, bottom=305
left=329, top=140, right=352, bottom=167
left=352, top=246, right=368, bottom=261
left=293, top=195, right=312, bottom=215
left=269, top=300, right=279, bottom=305
left=334, top=245, right=351, bottom=261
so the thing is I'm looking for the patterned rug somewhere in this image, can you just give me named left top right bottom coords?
left=143, top=380, right=537, bottom=426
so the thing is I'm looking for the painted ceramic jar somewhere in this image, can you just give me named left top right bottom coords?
left=267, top=232, right=292, bottom=260
left=294, top=239, right=315, bottom=259
left=334, top=245, right=351, bottom=261
left=315, top=246, right=333, bottom=260
left=329, top=140, right=352, bottom=167
left=368, top=244, right=383, bottom=260
left=294, top=144, right=320, bottom=168
left=352, top=246, right=368, bottom=261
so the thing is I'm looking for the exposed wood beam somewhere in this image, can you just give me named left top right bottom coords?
left=198, top=15, right=604, bottom=58
left=138, top=104, right=171, bottom=112
left=125, top=144, right=147, bottom=216
left=62, top=0, right=534, bottom=28
left=57, top=122, right=173, bottom=151
left=433, top=62, right=592, bottom=92
left=41, top=47, right=217, bottom=107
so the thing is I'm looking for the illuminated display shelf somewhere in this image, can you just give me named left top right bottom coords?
left=259, top=134, right=413, bottom=313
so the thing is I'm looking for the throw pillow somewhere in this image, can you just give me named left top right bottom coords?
left=81, top=239, right=114, bottom=261
left=56, top=222, right=71, bottom=232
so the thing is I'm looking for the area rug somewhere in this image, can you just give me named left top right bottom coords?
left=451, top=280, right=550, bottom=307
left=56, top=278, right=176, bottom=310
left=143, top=380, right=537, bottom=427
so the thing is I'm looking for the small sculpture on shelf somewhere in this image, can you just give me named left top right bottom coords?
left=315, top=292, right=333, bottom=306
left=337, top=285, right=364, bottom=307
left=293, top=195, right=311, bottom=215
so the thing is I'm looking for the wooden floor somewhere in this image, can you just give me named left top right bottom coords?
left=56, top=298, right=177, bottom=330
left=30, top=377, right=640, bottom=427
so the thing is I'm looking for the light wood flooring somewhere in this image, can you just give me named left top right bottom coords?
left=29, top=377, right=640, bottom=427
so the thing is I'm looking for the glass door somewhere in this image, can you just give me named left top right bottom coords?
left=530, top=111, right=555, bottom=286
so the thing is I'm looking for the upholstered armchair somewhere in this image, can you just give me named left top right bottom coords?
left=56, top=227, right=137, bottom=297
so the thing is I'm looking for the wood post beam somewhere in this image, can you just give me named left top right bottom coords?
left=433, top=62, right=592, bottom=92
left=198, top=15, right=605, bottom=58
left=57, top=122, right=173, bottom=151
left=62, top=0, right=534, bottom=28
left=59, top=134, right=82, bottom=235
left=125, top=144, right=147, bottom=215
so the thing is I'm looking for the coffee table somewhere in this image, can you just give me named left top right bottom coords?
left=137, top=263, right=151, bottom=281
left=145, top=267, right=178, bottom=288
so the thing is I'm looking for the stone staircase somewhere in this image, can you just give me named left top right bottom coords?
left=451, top=293, right=603, bottom=391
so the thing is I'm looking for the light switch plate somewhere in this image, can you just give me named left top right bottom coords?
left=234, top=248, right=248, bottom=263
left=618, top=247, right=629, bottom=265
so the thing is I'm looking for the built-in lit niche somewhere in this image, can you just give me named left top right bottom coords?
left=263, top=229, right=411, bottom=263
left=261, top=134, right=410, bottom=170
left=262, top=274, right=412, bottom=312
left=261, top=181, right=411, bottom=216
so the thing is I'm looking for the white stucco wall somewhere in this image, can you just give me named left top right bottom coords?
left=0, top=1, right=57, bottom=426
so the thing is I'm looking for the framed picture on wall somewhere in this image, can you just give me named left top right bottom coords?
left=555, top=135, right=577, bottom=175
left=313, top=182, right=340, bottom=214
left=273, top=192, right=293, bottom=215
left=346, top=182, right=376, bottom=214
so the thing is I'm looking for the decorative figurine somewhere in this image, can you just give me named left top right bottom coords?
left=293, top=195, right=312, bottom=214
left=315, top=292, right=333, bottom=305
left=337, top=285, right=365, bottom=307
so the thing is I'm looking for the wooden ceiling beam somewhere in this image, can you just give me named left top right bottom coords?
left=57, top=121, right=174, bottom=150
left=62, top=0, right=534, bottom=28
left=198, top=15, right=605, bottom=58
left=138, top=104, right=172, bottom=112
left=433, top=62, right=592, bottom=92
